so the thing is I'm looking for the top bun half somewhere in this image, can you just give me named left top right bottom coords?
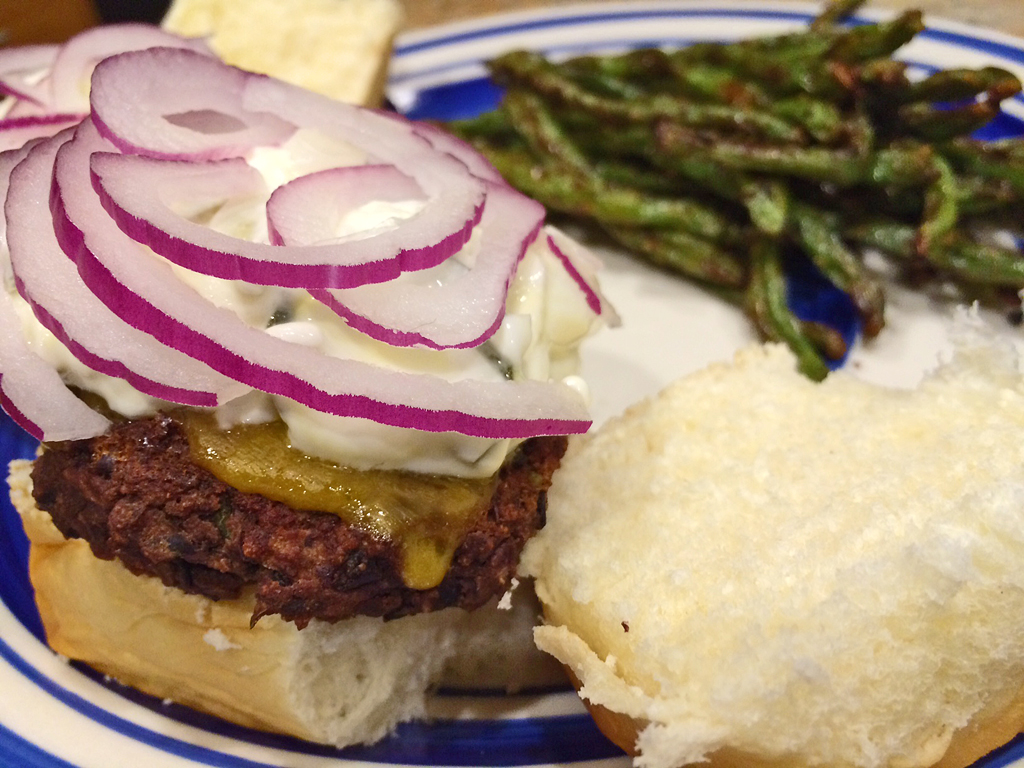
left=521, top=315, right=1024, bottom=768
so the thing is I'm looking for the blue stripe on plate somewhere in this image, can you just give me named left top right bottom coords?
left=394, top=7, right=813, bottom=56
left=0, top=720, right=79, bottom=768
left=0, top=633, right=281, bottom=768
left=0, top=414, right=45, bottom=642
left=982, top=735, right=1024, bottom=768
left=394, top=5, right=1024, bottom=65
left=344, top=716, right=622, bottom=766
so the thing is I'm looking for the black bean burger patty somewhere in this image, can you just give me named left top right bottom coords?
left=30, top=414, right=566, bottom=627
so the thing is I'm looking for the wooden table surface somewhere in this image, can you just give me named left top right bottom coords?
left=397, top=0, right=1024, bottom=37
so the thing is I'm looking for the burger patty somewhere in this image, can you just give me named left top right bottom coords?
left=30, top=414, right=566, bottom=627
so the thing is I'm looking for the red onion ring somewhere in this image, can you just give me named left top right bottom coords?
left=90, top=47, right=294, bottom=161
left=91, top=147, right=484, bottom=288
left=0, top=44, right=59, bottom=76
left=89, top=49, right=491, bottom=289
left=3, top=98, right=50, bottom=119
left=546, top=228, right=609, bottom=318
left=0, top=114, right=84, bottom=153
left=0, top=44, right=59, bottom=108
left=0, top=286, right=111, bottom=441
left=0, top=141, right=110, bottom=441
left=0, top=145, right=34, bottom=267
left=6, top=131, right=246, bottom=408
left=51, top=120, right=591, bottom=438
left=410, top=120, right=507, bottom=185
left=312, top=181, right=545, bottom=349
left=51, top=25, right=213, bottom=114
left=266, top=164, right=426, bottom=247
left=1, top=45, right=604, bottom=441
left=0, top=81, right=46, bottom=109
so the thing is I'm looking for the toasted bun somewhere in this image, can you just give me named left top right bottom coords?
left=521, top=314, right=1024, bottom=768
left=161, top=0, right=403, bottom=106
left=9, top=457, right=466, bottom=747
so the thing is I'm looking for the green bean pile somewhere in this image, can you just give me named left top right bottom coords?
left=446, top=0, right=1024, bottom=379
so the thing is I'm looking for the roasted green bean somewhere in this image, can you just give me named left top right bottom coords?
left=445, top=0, right=1024, bottom=378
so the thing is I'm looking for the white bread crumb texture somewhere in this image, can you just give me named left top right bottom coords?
left=521, top=323, right=1024, bottom=768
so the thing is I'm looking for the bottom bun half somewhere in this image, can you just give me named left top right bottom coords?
left=8, top=457, right=561, bottom=748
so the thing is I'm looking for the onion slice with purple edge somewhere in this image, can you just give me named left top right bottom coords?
left=2, top=95, right=60, bottom=121
left=51, top=25, right=214, bottom=115
left=311, top=181, right=545, bottom=349
left=52, top=120, right=590, bottom=438
left=0, top=43, right=59, bottom=107
left=410, top=120, right=507, bottom=185
left=88, top=49, right=488, bottom=289
left=91, top=148, right=483, bottom=288
left=547, top=227, right=612, bottom=318
left=266, top=164, right=426, bottom=247
left=6, top=130, right=246, bottom=410
left=89, top=47, right=293, bottom=161
left=0, top=286, right=111, bottom=441
left=269, top=163, right=542, bottom=348
left=0, top=142, right=109, bottom=441
left=1, top=143, right=38, bottom=292
left=0, top=113, right=84, bottom=153
left=0, top=143, right=40, bottom=256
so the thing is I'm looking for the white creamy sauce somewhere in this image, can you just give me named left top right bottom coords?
left=12, top=299, right=168, bottom=419
left=6, top=129, right=604, bottom=477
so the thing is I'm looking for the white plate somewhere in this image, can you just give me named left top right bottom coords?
left=2, top=3, right=1024, bottom=767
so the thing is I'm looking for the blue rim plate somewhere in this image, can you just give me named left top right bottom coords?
left=2, top=3, right=1024, bottom=767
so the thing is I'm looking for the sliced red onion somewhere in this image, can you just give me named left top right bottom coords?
left=51, top=24, right=214, bottom=115
left=88, top=49, right=498, bottom=288
left=89, top=133, right=486, bottom=288
left=546, top=227, right=610, bottom=318
left=6, top=130, right=245, bottom=408
left=0, top=285, right=111, bottom=441
left=312, top=182, right=544, bottom=349
left=266, top=164, right=425, bottom=247
left=0, top=145, right=107, bottom=442
left=0, top=44, right=59, bottom=78
left=0, top=81, right=45, bottom=108
left=0, top=113, right=84, bottom=152
left=0, top=44, right=58, bottom=108
left=1, top=47, right=597, bottom=440
left=410, top=121, right=507, bottom=185
left=0, top=143, right=40, bottom=263
left=243, top=73, right=487, bottom=196
left=90, top=47, right=294, bottom=161
left=53, top=124, right=589, bottom=438
left=0, top=140, right=105, bottom=441
left=2, top=97, right=50, bottom=119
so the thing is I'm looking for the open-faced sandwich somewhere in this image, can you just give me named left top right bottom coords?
left=0, top=19, right=614, bottom=747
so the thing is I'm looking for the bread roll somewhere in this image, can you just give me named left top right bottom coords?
left=520, top=314, right=1024, bottom=768
left=10, top=453, right=564, bottom=744
left=9, top=457, right=465, bottom=746
left=161, top=0, right=403, bottom=106
left=440, top=583, right=567, bottom=692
